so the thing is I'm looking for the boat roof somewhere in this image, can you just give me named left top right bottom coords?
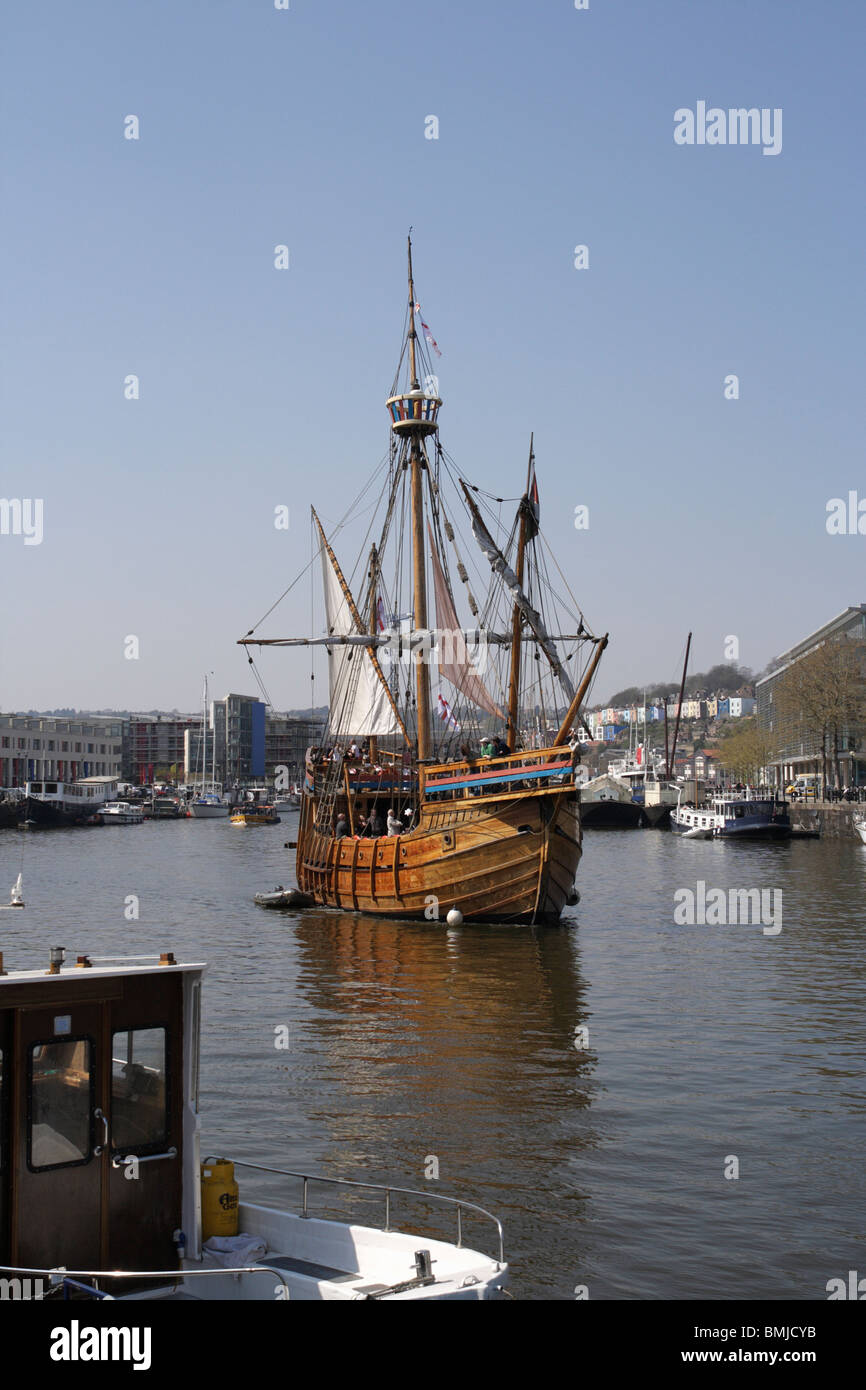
left=0, top=954, right=206, bottom=986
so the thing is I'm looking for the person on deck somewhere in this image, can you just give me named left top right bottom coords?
left=386, top=808, right=402, bottom=836
left=363, top=808, right=384, bottom=838
left=334, top=814, right=348, bottom=839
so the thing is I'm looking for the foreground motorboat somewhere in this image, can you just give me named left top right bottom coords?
left=853, top=813, right=866, bottom=845
left=0, top=947, right=507, bottom=1300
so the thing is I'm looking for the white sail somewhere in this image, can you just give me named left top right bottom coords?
left=322, top=546, right=400, bottom=737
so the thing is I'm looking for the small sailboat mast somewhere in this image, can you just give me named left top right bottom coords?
left=666, top=632, right=693, bottom=779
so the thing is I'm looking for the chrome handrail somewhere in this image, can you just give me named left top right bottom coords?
left=111, top=1147, right=177, bottom=1168
left=0, top=1262, right=291, bottom=1296
left=231, top=1160, right=505, bottom=1268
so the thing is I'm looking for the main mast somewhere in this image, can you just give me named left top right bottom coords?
left=385, top=236, right=442, bottom=763
left=506, top=436, right=535, bottom=750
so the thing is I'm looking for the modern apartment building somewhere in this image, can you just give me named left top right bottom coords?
left=0, top=714, right=123, bottom=786
left=756, top=605, right=866, bottom=787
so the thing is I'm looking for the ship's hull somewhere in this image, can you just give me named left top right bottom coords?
left=642, top=803, right=673, bottom=828
left=0, top=801, right=22, bottom=828
left=20, top=796, right=102, bottom=828
left=297, top=788, right=581, bottom=923
left=190, top=802, right=230, bottom=818
left=579, top=798, right=644, bottom=829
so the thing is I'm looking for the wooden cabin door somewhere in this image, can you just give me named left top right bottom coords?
left=5, top=970, right=183, bottom=1282
left=104, top=971, right=183, bottom=1274
left=13, top=999, right=105, bottom=1271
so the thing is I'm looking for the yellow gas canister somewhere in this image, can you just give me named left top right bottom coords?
left=201, top=1157, right=239, bottom=1238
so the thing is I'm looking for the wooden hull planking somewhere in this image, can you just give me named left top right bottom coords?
left=297, top=786, right=581, bottom=923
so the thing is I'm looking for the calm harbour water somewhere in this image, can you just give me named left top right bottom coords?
left=2, top=815, right=864, bottom=1300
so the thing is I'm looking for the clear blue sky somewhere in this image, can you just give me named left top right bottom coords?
left=2, top=0, right=863, bottom=711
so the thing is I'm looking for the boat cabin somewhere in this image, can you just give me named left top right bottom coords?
left=25, top=777, right=119, bottom=806
left=0, top=949, right=201, bottom=1290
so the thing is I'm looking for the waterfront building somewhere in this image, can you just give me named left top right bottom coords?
left=757, top=604, right=866, bottom=789
left=210, top=693, right=266, bottom=784
left=265, top=712, right=323, bottom=782
left=0, top=713, right=123, bottom=787
left=128, top=714, right=200, bottom=784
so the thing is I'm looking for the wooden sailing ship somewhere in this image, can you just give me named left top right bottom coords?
left=241, top=241, right=607, bottom=923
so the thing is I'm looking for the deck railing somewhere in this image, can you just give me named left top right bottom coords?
left=232, top=1159, right=505, bottom=1267
left=422, top=747, right=576, bottom=801
left=0, top=1261, right=291, bottom=1297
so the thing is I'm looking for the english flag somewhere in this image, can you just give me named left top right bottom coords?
left=414, top=302, right=442, bottom=357
left=437, top=694, right=460, bottom=731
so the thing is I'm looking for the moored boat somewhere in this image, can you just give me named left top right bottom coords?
left=144, top=795, right=185, bottom=819
left=578, top=772, right=645, bottom=829
left=21, top=777, right=119, bottom=828
left=0, top=946, right=507, bottom=1300
left=99, top=801, right=144, bottom=825
left=190, top=791, right=230, bottom=819
left=231, top=805, right=281, bottom=825
left=671, top=792, right=791, bottom=839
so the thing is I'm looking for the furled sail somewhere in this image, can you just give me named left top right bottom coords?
left=460, top=484, right=576, bottom=704
left=321, top=544, right=400, bottom=737
left=428, top=525, right=505, bottom=719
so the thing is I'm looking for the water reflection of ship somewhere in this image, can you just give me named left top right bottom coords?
left=291, top=912, right=597, bottom=1180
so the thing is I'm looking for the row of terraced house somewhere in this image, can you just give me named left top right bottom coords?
left=582, top=695, right=756, bottom=742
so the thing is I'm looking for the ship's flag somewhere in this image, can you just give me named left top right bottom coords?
left=524, top=468, right=540, bottom=540
left=414, top=302, right=442, bottom=357
left=437, top=694, right=460, bottom=731
left=376, top=597, right=386, bottom=632
left=636, top=744, right=643, bottom=766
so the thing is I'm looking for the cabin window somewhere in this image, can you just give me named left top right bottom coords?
left=111, top=1028, right=168, bottom=1152
left=28, top=1038, right=94, bottom=1170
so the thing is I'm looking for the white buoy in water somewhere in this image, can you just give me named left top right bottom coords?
left=446, top=908, right=463, bottom=926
